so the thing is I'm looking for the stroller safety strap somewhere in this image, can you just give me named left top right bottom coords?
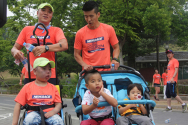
left=23, top=104, right=55, bottom=125
left=90, top=112, right=112, bottom=122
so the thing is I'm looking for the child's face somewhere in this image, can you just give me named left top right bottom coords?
left=128, top=86, right=142, bottom=100
left=85, top=73, right=103, bottom=94
left=34, top=63, right=51, bottom=82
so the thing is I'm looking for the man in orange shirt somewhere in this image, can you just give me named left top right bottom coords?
left=11, top=3, right=68, bottom=85
left=162, top=67, right=168, bottom=99
left=165, top=50, right=187, bottom=112
left=74, top=1, right=120, bottom=71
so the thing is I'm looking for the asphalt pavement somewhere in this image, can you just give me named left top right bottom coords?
left=0, top=94, right=188, bottom=125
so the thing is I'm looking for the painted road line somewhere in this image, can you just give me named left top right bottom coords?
left=0, top=113, right=12, bottom=121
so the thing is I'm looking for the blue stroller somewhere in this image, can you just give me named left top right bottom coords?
left=73, top=65, right=156, bottom=125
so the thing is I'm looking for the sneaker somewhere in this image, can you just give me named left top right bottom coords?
left=153, top=95, right=159, bottom=101
left=165, top=107, right=172, bottom=112
left=182, top=103, right=187, bottom=113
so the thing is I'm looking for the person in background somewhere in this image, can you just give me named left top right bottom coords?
left=152, top=69, right=161, bottom=101
left=19, top=67, right=26, bottom=86
left=165, top=50, right=187, bottom=112
left=162, top=67, right=168, bottom=99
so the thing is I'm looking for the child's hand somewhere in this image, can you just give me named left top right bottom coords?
left=99, top=84, right=104, bottom=95
left=93, top=96, right=99, bottom=107
left=128, top=104, right=137, bottom=108
left=44, top=110, right=56, bottom=118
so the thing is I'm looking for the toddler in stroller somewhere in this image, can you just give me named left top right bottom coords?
left=81, top=69, right=118, bottom=125
left=116, top=83, right=153, bottom=125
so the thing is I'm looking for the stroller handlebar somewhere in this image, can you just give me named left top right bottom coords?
left=79, top=65, right=138, bottom=77
left=75, top=100, right=156, bottom=113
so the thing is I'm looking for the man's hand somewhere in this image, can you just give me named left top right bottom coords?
left=83, top=64, right=93, bottom=71
left=13, top=49, right=24, bottom=60
left=44, top=110, right=56, bottom=118
left=111, top=60, right=119, bottom=70
left=32, top=46, right=45, bottom=57
left=93, top=96, right=99, bottom=107
left=170, top=77, right=174, bottom=83
left=19, top=81, right=22, bottom=86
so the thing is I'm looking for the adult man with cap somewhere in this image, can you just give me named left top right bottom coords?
left=11, top=3, right=68, bottom=85
left=165, top=50, right=187, bottom=112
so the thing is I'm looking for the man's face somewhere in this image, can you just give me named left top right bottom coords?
left=34, top=64, right=52, bottom=82
left=37, top=6, right=53, bottom=25
left=167, top=52, right=174, bottom=59
left=83, top=9, right=100, bottom=29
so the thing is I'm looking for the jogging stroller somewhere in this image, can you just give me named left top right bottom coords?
left=73, top=65, right=156, bottom=125
left=18, top=23, right=72, bottom=125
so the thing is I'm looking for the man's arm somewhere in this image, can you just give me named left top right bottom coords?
left=170, top=67, right=178, bottom=83
left=74, top=48, right=93, bottom=71
left=32, top=39, right=68, bottom=57
left=11, top=43, right=24, bottom=60
left=111, top=43, right=120, bottom=70
left=12, top=102, right=21, bottom=125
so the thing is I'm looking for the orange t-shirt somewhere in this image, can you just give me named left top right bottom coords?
left=21, top=67, right=26, bottom=76
left=74, top=23, right=119, bottom=71
left=153, top=74, right=161, bottom=84
left=162, top=73, right=168, bottom=85
left=167, top=58, right=179, bottom=82
left=15, top=81, right=61, bottom=112
left=16, top=26, right=66, bottom=79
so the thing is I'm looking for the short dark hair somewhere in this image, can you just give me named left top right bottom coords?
left=127, top=83, right=143, bottom=96
left=82, top=1, right=99, bottom=14
left=84, top=69, right=101, bottom=84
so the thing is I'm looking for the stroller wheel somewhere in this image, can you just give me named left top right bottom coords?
left=65, top=112, right=70, bottom=125
left=68, top=114, right=72, bottom=125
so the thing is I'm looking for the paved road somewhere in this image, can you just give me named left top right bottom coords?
left=0, top=94, right=188, bottom=125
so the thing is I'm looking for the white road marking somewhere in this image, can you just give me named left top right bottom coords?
left=0, top=113, right=12, bottom=120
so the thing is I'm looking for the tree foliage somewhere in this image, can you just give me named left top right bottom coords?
left=0, top=0, right=188, bottom=76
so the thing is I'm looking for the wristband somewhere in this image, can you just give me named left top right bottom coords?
left=112, top=58, right=118, bottom=62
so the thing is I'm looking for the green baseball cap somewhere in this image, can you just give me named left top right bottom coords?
left=33, top=57, right=55, bottom=69
left=38, top=3, right=54, bottom=12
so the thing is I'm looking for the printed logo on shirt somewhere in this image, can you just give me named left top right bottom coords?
left=32, top=95, right=52, bottom=99
left=30, top=35, right=50, bottom=39
left=85, top=37, right=105, bottom=53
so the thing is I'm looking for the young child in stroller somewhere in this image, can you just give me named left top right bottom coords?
left=12, top=57, right=63, bottom=125
left=116, top=83, right=153, bottom=125
left=81, top=69, right=118, bottom=125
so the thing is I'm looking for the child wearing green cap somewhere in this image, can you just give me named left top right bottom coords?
left=12, top=57, right=63, bottom=125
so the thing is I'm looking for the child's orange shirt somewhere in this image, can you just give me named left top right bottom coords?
left=15, top=81, right=61, bottom=112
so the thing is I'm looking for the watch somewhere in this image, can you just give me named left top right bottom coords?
left=45, top=45, right=49, bottom=52
left=112, top=58, right=118, bottom=62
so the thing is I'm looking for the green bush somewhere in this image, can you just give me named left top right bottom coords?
left=60, top=74, right=79, bottom=98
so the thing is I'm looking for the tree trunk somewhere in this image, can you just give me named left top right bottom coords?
left=156, top=34, right=160, bottom=72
